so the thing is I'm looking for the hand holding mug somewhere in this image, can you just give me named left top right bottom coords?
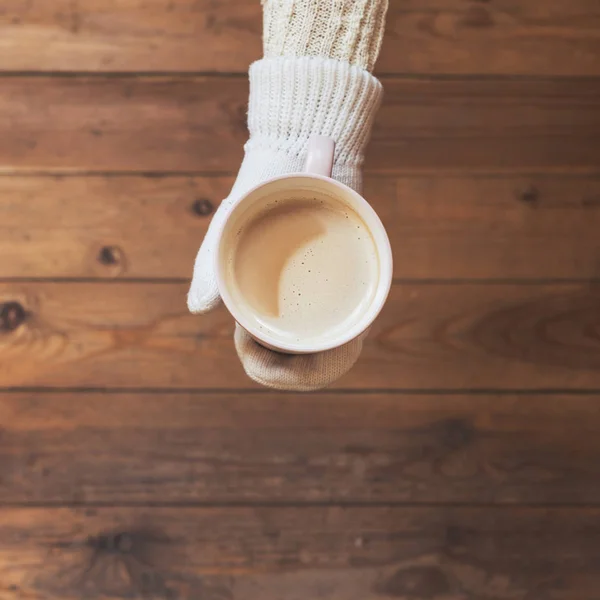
left=188, top=136, right=391, bottom=391
left=187, top=56, right=385, bottom=391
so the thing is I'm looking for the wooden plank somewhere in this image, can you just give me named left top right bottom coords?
left=0, top=0, right=262, bottom=72
left=0, top=175, right=234, bottom=279
left=3, top=174, right=600, bottom=280
left=0, top=506, right=599, bottom=599
left=1, top=77, right=598, bottom=173
left=1, top=0, right=600, bottom=76
left=0, top=76, right=248, bottom=173
left=0, top=0, right=264, bottom=73
left=2, top=282, right=600, bottom=390
left=2, top=391, right=600, bottom=504
left=381, top=0, right=600, bottom=76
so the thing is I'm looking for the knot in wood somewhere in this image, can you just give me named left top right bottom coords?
left=192, top=198, right=214, bottom=217
left=518, top=185, right=540, bottom=205
left=0, top=302, right=26, bottom=332
left=98, top=245, right=123, bottom=266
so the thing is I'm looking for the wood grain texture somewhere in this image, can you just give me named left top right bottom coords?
left=0, top=0, right=264, bottom=73
left=3, top=175, right=600, bottom=280
left=1, top=1, right=598, bottom=597
left=0, top=76, right=247, bottom=173
left=0, top=175, right=232, bottom=279
left=0, top=506, right=599, bottom=599
left=1, top=77, right=598, bottom=173
left=381, top=0, right=600, bottom=76
left=2, top=282, right=600, bottom=390
left=2, top=391, right=600, bottom=505
left=1, top=0, right=600, bottom=76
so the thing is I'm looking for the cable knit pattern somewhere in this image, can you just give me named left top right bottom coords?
left=262, top=0, right=388, bottom=72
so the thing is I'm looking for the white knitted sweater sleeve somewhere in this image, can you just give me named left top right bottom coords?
left=262, top=0, right=388, bottom=72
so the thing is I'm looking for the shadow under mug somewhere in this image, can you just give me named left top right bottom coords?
left=215, top=135, right=393, bottom=354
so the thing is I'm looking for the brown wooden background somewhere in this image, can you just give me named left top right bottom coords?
left=1, top=1, right=600, bottom=598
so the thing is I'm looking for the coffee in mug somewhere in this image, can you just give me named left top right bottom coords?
left=216, top=136, right=392, bottom=354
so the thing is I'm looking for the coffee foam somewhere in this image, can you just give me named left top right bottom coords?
left=225, top=195, right=379, bottom=345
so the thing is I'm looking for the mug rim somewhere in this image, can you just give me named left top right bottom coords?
left=214, top=172, right=393, bottom=354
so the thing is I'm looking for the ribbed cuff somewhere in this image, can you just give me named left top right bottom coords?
left=246, top=56, right=383, bottom=167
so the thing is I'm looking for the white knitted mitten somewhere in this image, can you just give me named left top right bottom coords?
left=188, top=57, right=382, bottom=391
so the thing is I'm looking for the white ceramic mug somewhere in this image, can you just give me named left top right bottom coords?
left=215, top=135, right=393, bottom=354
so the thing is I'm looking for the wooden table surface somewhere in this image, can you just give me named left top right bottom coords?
left=1, top=1, right=600, bottom=598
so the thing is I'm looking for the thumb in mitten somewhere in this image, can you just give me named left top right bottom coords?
left=234, top=324, right=367, bottom=391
